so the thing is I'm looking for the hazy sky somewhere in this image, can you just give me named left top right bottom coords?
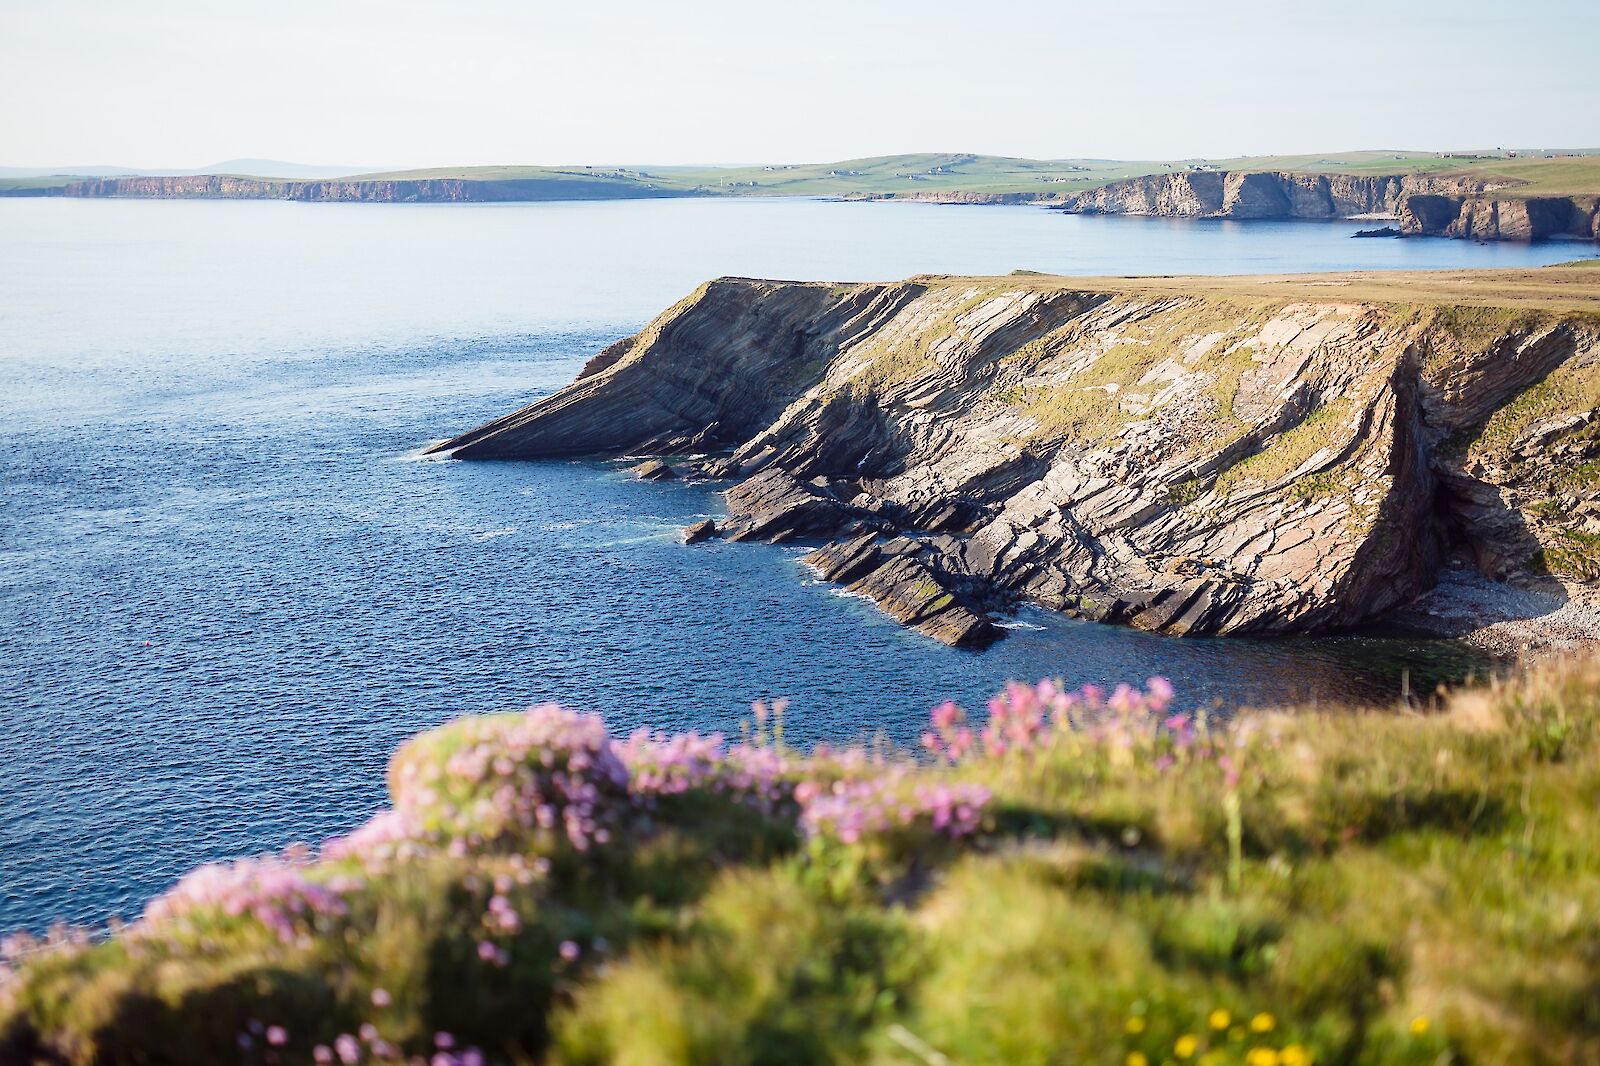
left=4, top=0, right=1597, bottom=168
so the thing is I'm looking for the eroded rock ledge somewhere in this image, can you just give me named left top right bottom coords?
left=430, top=271, right=1600, bottom=645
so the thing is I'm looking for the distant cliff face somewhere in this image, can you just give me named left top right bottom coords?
left=431, top=273, right=1600, bottom=644
left=60, top=175, right=688, bottom=202
left=1058, top=170, right=1600, bottom=243
left=1397, top=194, right=1600, bottom=242
left=1059, top=171, right=1487, bottom=219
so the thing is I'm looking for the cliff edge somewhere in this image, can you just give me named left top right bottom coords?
left=431, top=267, right=1600, bottom=645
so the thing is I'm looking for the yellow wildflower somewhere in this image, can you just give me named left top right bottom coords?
left=1174, top=1034, right=1199, bottom=1059
left=1246, top=1049, right=1280, bottom=1066
left=1410, top=1015, right=1430, bottom=1036
left=1126, top=1054, right=1149, bottom=1066
left=1125, top=1016, right=1147, bottom=1035
left=1280, top=1047, right=1310, bottom=1066
left=1250, top=1012, right=1276, bottom=1033
left=1209, top=1009, right=1231, bottom=1030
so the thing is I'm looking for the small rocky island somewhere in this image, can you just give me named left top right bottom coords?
left=432, top=267, right=1600, bottom=646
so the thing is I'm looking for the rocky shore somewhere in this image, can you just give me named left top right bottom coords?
left=431, top=268, right=1600, bottom=646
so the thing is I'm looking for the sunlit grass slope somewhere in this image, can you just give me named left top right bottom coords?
left=3, top=654, right=1599, bottom=1064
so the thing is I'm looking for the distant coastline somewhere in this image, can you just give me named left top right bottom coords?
left=6, top=149, right=1599, bottom=244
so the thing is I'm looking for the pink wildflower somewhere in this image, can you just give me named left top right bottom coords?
left=140, top=854, right=346, bottom=944
left=392, top=704, right=632, bottom=854
left=334, top=1033, right=361, bottom=1064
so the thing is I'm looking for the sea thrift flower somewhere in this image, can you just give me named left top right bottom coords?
left=140, top=853, right=346, bottom=944
left=619, top=728, right=792, bottom=811
left=559, top=939, right=580, bottom=962
left=921, top=677, right=1188, bottom=765
left=390, top=704, right=632, bottom=854
left=485, top=894, right=521, bottom=933
left=334, top=1033, right=361, bottom=1064
left=798, top=773, right=988, bottom=842
left=322, top=809, right=426, bottom=866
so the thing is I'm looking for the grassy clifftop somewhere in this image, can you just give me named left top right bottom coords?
left=5, top=652, right=1600, bottom=1064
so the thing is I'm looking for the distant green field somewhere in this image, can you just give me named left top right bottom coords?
left=0, top=175, right=76, bottom=193
left=5, top=150, right=1597, bottom=200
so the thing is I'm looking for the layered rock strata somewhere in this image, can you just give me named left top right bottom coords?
left=430, top=274, right=1600, bottom=645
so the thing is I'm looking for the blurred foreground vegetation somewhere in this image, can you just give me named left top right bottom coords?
left=4, top=654, right=1599, bottom=1065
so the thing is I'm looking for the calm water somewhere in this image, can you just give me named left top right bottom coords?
left=1, top=198, right=1583, bottom=933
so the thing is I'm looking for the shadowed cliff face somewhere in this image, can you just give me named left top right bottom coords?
left=1058, top=171, right=1600, bottom=244
left=431, top=276, right=1600, bottom=644
left=1397, top=194, right=1600, bottom=242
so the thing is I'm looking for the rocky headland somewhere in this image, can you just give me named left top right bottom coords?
left=430, top=267, right=1600, bottom=647
left=52, top=174, right=689, bottom=202
left=1057, top=170, right=1600, bottom=243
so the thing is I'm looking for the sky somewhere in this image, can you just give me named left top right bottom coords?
left=3, top=0, right=1597, bottom=169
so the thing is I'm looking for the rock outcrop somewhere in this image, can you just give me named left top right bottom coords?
left=1057, top=170, right=1600, bottom=244
left=682, top=519, right=719, bottom=544
left=629, top=459, right=676, bottom=481
left=430, top=272, right=1600, bottom=644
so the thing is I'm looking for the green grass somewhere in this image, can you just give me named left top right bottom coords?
left=1012, top=298, right=1275, bottom=444
left=1470, top=356, right=1600, bottom=456
left=0, top=176, right=76, bottom=193
left=6, top=655, right=1600, bottom=1064
left=1213, top=400, right=1353, bottom=499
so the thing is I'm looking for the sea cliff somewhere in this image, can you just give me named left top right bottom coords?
left=432, top=267, right=1600, bottom=645
left=57, top=175, right=688, bottom=202
left=1057, top=170, right=1600, bottom=242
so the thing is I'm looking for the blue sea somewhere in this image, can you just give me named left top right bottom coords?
left=1, top=197, right=1588, bottom=933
